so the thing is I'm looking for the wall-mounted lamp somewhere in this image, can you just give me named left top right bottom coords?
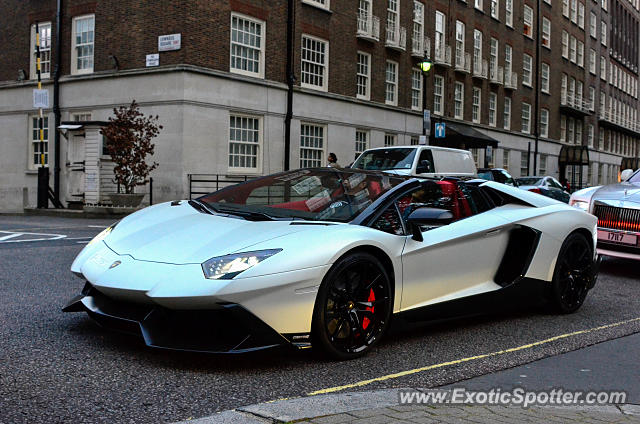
left=17, top=69, right=27, bottom=81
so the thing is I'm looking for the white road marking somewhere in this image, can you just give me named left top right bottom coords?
left=0, top=231, right=66, bottom=243
left=87, top=225, right=107, bottom=228
left=76, top=241, right=89, bottom=245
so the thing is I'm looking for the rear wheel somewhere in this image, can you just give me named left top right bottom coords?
left=550, top=233, right=595, bottom=313
left=312, top=252, right=392, bottom=360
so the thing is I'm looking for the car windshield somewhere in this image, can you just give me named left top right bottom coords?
left=517, top=177, right=543, bottom=186
left=352, top=148, right=417, bottom=171
left=477, top=171, right=494, bottom=181
left=626, top=170, right=640, bottom=183
left=198, top=169, right=407, bottom=222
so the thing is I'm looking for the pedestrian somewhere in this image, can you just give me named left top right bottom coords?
left=327, top=152, right=340, bottom=168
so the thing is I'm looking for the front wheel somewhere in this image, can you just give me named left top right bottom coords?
left=550, top=233, right=596, bottom=313
left=312, top=252, right=393, bottom=360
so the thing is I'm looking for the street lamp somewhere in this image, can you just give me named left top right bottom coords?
left=418, top=57, right=432, bottom=137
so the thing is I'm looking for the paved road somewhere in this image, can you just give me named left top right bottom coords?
left=0, top=215, right=639, bottom=423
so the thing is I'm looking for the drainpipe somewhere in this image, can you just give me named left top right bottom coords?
left=284, top=0, right=295, bottom=171
left=532, top=0, right=540, bottom=176
left=53, top=0, right=62, bottom=203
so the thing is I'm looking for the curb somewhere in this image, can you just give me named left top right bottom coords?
left=176, top=389, right=640, bottom=423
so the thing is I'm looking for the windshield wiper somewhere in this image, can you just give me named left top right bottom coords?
left=214, top=208, right=278, bottom=221
left=188, top=199, right=215, bottom=215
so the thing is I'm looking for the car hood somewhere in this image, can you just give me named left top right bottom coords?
left=591, top=182, right=640, bottom=204
left=104, top=201, right=311, bottom=264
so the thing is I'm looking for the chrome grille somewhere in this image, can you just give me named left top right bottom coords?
left=593, top=204, right=640, bottom=232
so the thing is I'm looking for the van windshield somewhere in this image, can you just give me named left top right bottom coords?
left=352, top=148, right=417, bottom=171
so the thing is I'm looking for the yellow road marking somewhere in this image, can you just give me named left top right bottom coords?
left=307, top=317, right=640, bottom=396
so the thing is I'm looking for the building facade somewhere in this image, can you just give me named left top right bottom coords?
left=0, top=0, right=638, bottom=211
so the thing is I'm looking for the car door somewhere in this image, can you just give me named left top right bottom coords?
left=547, top=177, right=570, bottom=202
left=397, top=181, right=511, bottom=311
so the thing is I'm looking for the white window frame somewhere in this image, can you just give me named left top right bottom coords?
left=540, top=108, right=549, bottom=138
left=384, top=133, right=397, bottom=146
left=302, top=0, right=330, bottom=10
left=454, top=82, right=464, bottom=119
left=434, top=75, right=444, bottom=115
left=570, top=35, right=577, bottom=63
left=491, top=0, right=499, bottom=19
left=385, top=60, right=398, bottom=106
left=600, top=56, right=606, bottom=81
left=561, top=115, right=567, bottom=141
left=489, top=92, right=497, bottom=127
left=505, top=0, right=513, bottom=27
left=230, top=13, right=265, bottom=78
left=29, top=115, right=49, bottom=170
left=413, top=1, right=425, bottom=53
left=503, top=97, right=511, bottom=130
left=411, top=68, right=423, bottom=111
left=589, top=49, right=597, bottom=74
left=355, top=129, right=369, bottom=159
left=578, top=2, right=585, bottom=29
left=524, top=6, right=534, bottom=38
left=435, top=11, right=447, bottom=48
left=562, top=31, right=569, bottom=58
left=577, top=41, right=584, bottom=67
left=521, top=102, right=531, bottom=134
left=563, top=0, right=570, bottom=17
left=502, top=149, right=510, bottom=171
left=542, top=17, right=551, bottom=49
left=71, top=14, right=95, bottom=75
left=522, top=54, right=532, bottom=87
left=228, top=114, right=263, bottom=173
left=299, top=123, right=326, bottom=168
left=475, top=0, right=484, bottom=12
left=30, top=22, right=52, bottom=80
left=590, top=11, right=597, bottom=37
left=473, top=30, right=482, bottom=71
left=472, top=87, right=482, bottom=123
left=301, top=34, right=329, bottom=91
left=601, top=21, right=607, bottom=46
left=587, top=124, right=594, bottom=147
left=356, top=51, right=371, bottom=100
left=571, top=0, right=578, bottom=22
left=541, top=63, right=550, bottom=93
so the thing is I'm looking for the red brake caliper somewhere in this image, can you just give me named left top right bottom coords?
left=362, top=288, right=375, bottom=330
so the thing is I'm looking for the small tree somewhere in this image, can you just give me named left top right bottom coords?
left=101, top=100, right=162, bottom=194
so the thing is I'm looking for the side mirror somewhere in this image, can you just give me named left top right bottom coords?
left=416, top=160, right=432, bottom=174
left=620, top=169, right=634, bottom=182
left=407, top=207, right=454, bottom=241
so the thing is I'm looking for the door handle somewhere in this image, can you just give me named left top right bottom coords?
left=485, top=229, right=502, bottom=237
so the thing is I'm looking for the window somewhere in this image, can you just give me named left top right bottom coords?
left=587, top=124, right=594, bottom=147
left=521, top=103, right=531, bottom=134
left=600, top=90, right=606, bottom=114
left=301, top=35, right=328, bottom=92
left=387, top=0, right=400, bottom=42
left=384, top=133, right=397, bottom=146
left=410, top=136, right=420, bottom=145
left=571, top=0, right=577, bottom=22
left=561, top=73, right=568, bottom=101
left=578, top=2, right=585, bottom=28
left=539, top=155, right=547, bottom=175
left=541, top=63, right=550, bottom=93
left=540, top=108, right=549, bottom=137
left=490, top=38, right=499, bottom=79
left=385, top=61, right=398, bottom=105
left=435, top=11, right=446, bottom=49
left=475, top=0, right=483, bottom=11
left=411, top=68, right=422, bottom=110
left=570, top=36, right=577, bottom=62
left=472, top=87, right=481, bottom=123
left=600, top=56, right=606, bottom=81
left=562, top=31, right=569, bottom=58
left=456, top=21, right=466, bottom=68
left=602, top=0, right=607, bottom=12
left=30, top=22, right=51, bottom=79
left=577, top=41, right=584, bottom=67
left=29, top=115, right=49, bottom=169
left=300, top=124, right=325, bottom=168
left=303, top=0, right=330, bottom=9
left=454, top=82, right=464, bottom=119
left=434, top=75, right=444, bottom=115
left=568, top=117, right=575, bottom=143
left=229, top=114, right=262, bottom=171
left=589, top=86, right=595, bottom=110
left=473, top=30, right=482, bottom=72
left=589, top=49, right=596, bottom=74
left=503, top=97, right=511, bottom=130
left=524, top=6, right=534, bottom=37
left=72, top=112, right=92, bottom=122
left=601, top=21, right=607, bottom=45
left=522, top=54, right=532, bottom=86
left=560, top=115, right=567, bottom=141
left=505, top=0, right=513, bottom=26
left=355, top=130, right=369, bottom=159
left=563, top=0, right=570, bottom=17
left=489, top=92, right=497, bottom=126
left=413, top=1, right=424, bottom=53
left=590, top=11, right=597, bottom=37
left=521, top=152, right=529, bottom=176
left=503, top=149, right=510, bottom=171
left=491, top=0, right=499, bottom=18
left=71, top=15, right=95, bottom=74
left=576, top=121, right=583, bottom=144
left=542, top=18, right=551, bottom=48
left=505, top=44, right=513, bottom=75
left=230, top=14, right=265, bottom=78
left=356, top=52, right=371, bottom=100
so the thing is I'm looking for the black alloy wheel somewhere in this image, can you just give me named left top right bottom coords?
left=312, top=252, right=392, bottom=360
left=550, top=233, right=595, bottom=313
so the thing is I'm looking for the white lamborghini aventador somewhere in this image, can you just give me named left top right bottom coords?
left=64, top=168, right=599, bottom=359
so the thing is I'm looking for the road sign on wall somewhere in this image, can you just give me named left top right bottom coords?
left=434, top=123, right=446, bottom=138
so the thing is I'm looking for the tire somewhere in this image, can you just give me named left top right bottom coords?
left=311, top=252, right=393, bottom=360
left=549, top=232, right=595, bottom=314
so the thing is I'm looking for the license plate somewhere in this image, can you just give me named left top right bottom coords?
left=597, top=230, right=638, bottom=245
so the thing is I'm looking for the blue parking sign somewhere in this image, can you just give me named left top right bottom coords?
left=435, top=123, right=446, bottom=138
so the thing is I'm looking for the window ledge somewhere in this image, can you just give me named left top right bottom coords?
left=301, top=1, right=333, bottom=13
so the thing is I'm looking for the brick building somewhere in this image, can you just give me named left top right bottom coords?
left=0, top=0, right=638, bottom=211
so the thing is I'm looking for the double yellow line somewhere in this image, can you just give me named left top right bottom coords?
left=307, top=317, right=640, bottom=396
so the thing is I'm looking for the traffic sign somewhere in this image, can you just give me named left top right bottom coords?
left=435, top=123, right=446, bottom=138
left=423, top=110, right=431, bottom=135
left=33, top=89, right=49, bottom=109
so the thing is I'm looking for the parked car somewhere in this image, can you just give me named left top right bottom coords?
left=516, top=176, right=571, bottom=203
left=477, top=168, right=518, bottom=187
left=351, top=146, right=477, bottom=178
left=65, top=167, right=598, bottom=359
left=570, top=167, right=640, bottom=260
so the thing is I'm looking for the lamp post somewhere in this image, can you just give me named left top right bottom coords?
left=418, top=58, right=432, bottom=138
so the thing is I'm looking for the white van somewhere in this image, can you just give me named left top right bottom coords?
left=351, top=145, right=477, bottom=178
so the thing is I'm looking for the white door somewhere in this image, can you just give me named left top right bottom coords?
left=66, top=132, right=85, bottom=201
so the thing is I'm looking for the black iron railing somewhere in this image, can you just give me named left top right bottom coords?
left=187, top=174, right=252, bottom=200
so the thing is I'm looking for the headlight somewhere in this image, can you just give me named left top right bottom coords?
left=570, top=200, right=589, bottom=211
left=87, top=222, right=119, bottom=246
left=202, top=249, right=282, bottom=280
